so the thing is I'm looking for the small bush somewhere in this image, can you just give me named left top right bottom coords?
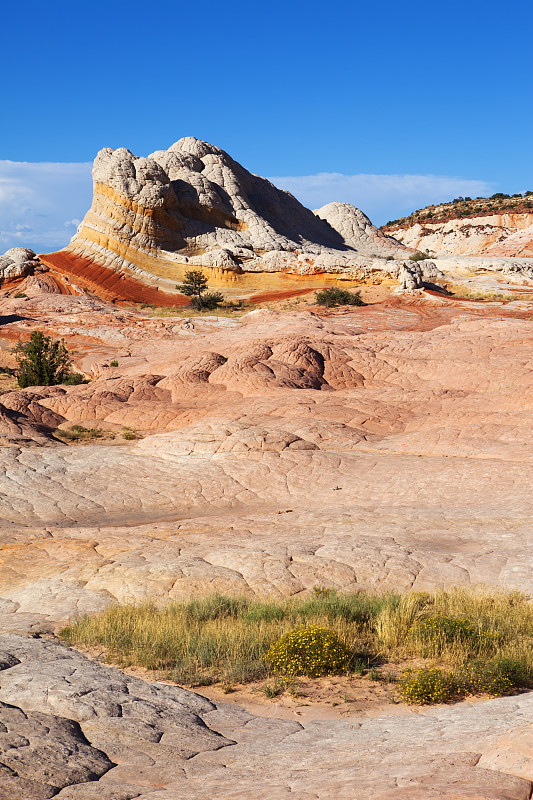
left=121, top=428, right=140, bottom=441
left=460, top=662, right=508, bottom=696
left=453, top=289, right=520, bottom=302
left=109, top=360, right=119, bottom=367
left=13, top=331, right=73, bottom=388
left=14, top=292, right=27, bottom=298
left=266, top=626, right=353, bottom=677
left=458, top=656, right=533, bottom=696
left=315, top=287, right=364, bottom=308
left=57, top=425, right=112, bottom=442
left=262, top=679, right=284, bottom=698
left=190, top=291, right=224, bottom=311
left=219, top=299, right=244, bottom=311
left=63, top=373, right=87, bottom=385
left=409, top=251, right=431, bottom=261
left=398, top=667, right=457, bottom=704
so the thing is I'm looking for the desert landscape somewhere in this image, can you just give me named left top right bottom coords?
left=0, top=133, right=533, bottom=798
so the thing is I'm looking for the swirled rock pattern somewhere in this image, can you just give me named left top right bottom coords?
left=2, top=282, right=533, bottom=797
left=30, top=139, right=533, bottom=304
left=1, top=287, right=533, bottom=629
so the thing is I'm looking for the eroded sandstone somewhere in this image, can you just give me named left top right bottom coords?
left=2, top=280, right=533, bottom=798
left=0, top=636, right=531, bottom=799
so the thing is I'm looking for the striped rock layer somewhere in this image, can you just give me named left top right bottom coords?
left=40, top=137, right=406, bottom=300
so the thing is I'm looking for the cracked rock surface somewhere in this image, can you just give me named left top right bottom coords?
left=2, top=289, right=533, bottom=797
left=0, top=636, right=532, bottom=799
left=1, top=295, right=533, bottom=630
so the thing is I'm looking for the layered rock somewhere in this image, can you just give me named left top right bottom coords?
left=0, top=248, right=44, bottom=286
left=390, top=212, right=533, bottom=257
left=40, top=138, right=406, bottom=299
left=384, top=193, right=533, bottom=259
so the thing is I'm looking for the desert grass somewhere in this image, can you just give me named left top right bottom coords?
left=55, top=425, right=143, bottom=443
left=452, top=289, right=522, bottom=302
left=55, top=425, right=114, bottom=442
left=135, top=303, right=250, bottom=319
left=60, top=587, right=533, bottom=697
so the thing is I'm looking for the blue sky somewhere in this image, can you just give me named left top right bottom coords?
left=1, top=0, right=531, bottom=252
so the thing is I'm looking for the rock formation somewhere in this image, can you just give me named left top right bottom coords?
left=0, top=248, right=44, bottom=286
left=2, top=285, right=533, bottom=627
left=39, top=138, right=407, bottom=302
left=1, top=271, right=533, bottom=796
left=28, top=140, right=533, bottom=305
left=3, top=160, right=533, bottom=798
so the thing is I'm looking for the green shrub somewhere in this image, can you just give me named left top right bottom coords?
left=14, top=292, right=27, bottom=298
left=177, top=270, right=225, bottom=311
left=13, top=331, right=74, bottom=388
left=398, top=667, right=458, bottom=704
left=63, top=373, right=87, bottom=385
left=109, top=360, right=119, bottom=367
left=456, top=662, right=511, bottom=697
left=490, top=656, right=533, bottom=689
left=57, top=425, right=112, bottom=442
left=458, top=656, right=532, bottom=696
left=408, top=251, right=431, bottom=261
left=314, top=287, right=364, bottom=308
left=190, top=291, right=224, bottom=311
left=266, top=626, right=352, bottom=677
left=262, top=679, right=285, bottom=698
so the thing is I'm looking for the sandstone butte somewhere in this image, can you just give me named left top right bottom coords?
left=1, top=138, right=533, bottom=799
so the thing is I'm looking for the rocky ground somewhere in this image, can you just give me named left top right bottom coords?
left=1, top=283, right=533, bottom=797
left=1, top=635, right=533, bottom=799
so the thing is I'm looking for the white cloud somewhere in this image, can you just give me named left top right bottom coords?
left=0, top=161, right=92, bottom=253
left=268, top=173, right=494, bottom=226
left=0, top=160, right=494, bottom=254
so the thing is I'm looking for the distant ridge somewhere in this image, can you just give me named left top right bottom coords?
left=382, top=193, right=533, bottom=257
